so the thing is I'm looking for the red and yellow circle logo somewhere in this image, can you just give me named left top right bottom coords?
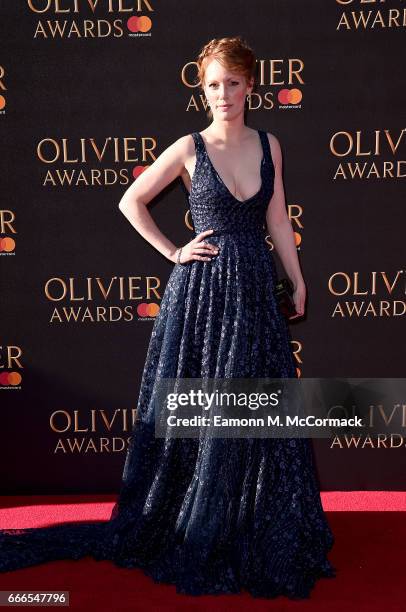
left=127, top=16, right=152, bottom=33
left=0, top=371, right=22, bottom=386
left=278, top=89, right=302, bottom=105
left=137, top=303, right=160, bottom=317
left=0, top=237, right=15, bottom=252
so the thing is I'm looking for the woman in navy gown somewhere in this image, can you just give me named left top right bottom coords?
left=0, top=36, right=335, bottom=599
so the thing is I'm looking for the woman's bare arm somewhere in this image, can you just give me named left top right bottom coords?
left=265, top=133, right=306, bottom=317
left=265, top=134, right=304, bottom=289
left=118, top=135, right=192, bottom=263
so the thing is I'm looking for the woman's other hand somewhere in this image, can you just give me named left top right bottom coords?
left=289, top=280, right=306, bottom=319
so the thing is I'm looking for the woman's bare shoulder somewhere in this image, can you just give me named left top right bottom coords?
left=263, top=130, right=281, bottom=148
left=172, top=132, right=196, bottom=150
left=163, top=133, right=196, bottom=163
left=165, top=134, right=197, bottom=189
left=147, top=133, right=195, bottom=175
left=263, top=131, right=282, bottom=167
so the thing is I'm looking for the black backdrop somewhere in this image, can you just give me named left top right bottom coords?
left=1, top=1, right=405, bottom=493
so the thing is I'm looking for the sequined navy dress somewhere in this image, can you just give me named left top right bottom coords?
left=0, top=129, right=335, bottom=599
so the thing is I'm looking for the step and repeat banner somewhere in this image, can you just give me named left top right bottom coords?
left=1, top=1, right=405, bottom=493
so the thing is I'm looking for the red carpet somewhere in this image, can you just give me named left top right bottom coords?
left=0, top=493, right=404, bottom=611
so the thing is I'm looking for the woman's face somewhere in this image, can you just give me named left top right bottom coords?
left=202, top=57, right=253, bottom=119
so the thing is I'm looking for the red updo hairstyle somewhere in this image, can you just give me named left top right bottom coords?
left=195, top=36, right=257, bottom=120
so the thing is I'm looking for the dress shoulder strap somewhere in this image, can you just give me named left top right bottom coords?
left=190, top=132, right=206, bottom=180
left=258, top=130, right=274, bottom=169
left=191, top=132, right=205, bottom=156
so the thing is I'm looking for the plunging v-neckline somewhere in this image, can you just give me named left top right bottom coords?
left=197, top=130, right=265, bottom=204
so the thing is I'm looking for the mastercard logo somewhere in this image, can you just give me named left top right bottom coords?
left=0, top=95, right=6, bottom=111
left=294, top=232, right=302, bottom=247
left=0, top=371, right=22, bottom=386
left=0, top=237, right=15, bottom=252
left=278, top=89, right=302, bottom=105
left=132, top=165, right=150, bottom=180
left=127, top=16, right=152, bottom=33
left=137, top=303, right=160, bottom=317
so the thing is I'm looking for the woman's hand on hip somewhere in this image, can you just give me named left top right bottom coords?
left=176, top=229, right=219, bottom=264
